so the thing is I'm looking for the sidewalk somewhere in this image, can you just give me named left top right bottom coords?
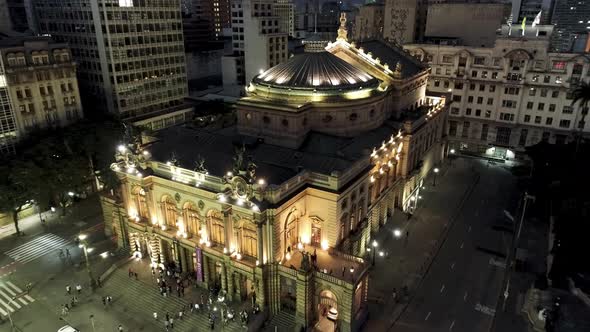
left=364, top=158, right=480, bottom=331
left=0, top=195, right=104, bottom=250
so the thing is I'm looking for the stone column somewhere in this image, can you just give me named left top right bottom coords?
left=202, top=255, right=210, bottom=289
left=257, top=223, right=264, bottom=262
left=179, top=246, right=188, bottom=273
left=227, top=267, right=235, bottom=301
left=223, top=207, right=232, bottom=251
left=295, top=270, right=315, bottom=330
left=220, top=262, right=227, bottom=292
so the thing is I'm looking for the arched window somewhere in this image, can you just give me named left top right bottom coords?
left=310, top=216, right=322, bottom=246
left=239, top=221, right=257, bottom=258
left=340, top=213, right=348, bottom=240
left=161, top=196, right=177, bottom=227
left=132, top=187, right=149, bottom=219
left=207, top=210, right=224, bottom=246
left=183, top=202, right=200, bottom=235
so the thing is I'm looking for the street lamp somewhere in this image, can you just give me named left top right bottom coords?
left=78, top=234, right=97, bottom=290
left=393, top=229, right=402, bottom=238
left=371, top=240, right=378, bottom=266
left=433, top=167, right=440, bottom=187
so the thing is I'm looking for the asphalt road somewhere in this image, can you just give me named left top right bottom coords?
left=392, top=158, right=518, bottom=332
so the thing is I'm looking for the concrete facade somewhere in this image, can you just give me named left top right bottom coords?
left=353, top=3, right=384, bottom=41
left=34, top=0, right=190, bottom=127
left=425, top=3, right=510, bottom=47
left=103, top=23, right=447, bottom=332
left=405, top=24, right=590, bottom=159
left=383, top=0, right=417, bottom=45
left=0, top=37, right=83, bottom=146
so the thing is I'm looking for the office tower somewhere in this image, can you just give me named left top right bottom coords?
left=0, top=0, right=36, bottom=33
left=274, top=0, right=295, bottom=37
left=0, top=51, right=17, bottom=154
left=551, top=0, right=590, bottom=52
left=190, top=0, right=232, bottom=37
left=35, top=0, right=191, bottom=130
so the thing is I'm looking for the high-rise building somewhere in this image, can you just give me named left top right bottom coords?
left=550, top=0, right=590, bottom=52
left=222, top=0, right=288, bottom=95
left=189, top=0, right=232, bottom=38
left=0, top=50, right=17, bottom=154
left=353, top=1, right=384, bottom=41
left=511, top=0, right=553, bottom=23
left=405, top=24, right=590, bottom=159
left=425, top=3, right=510, bottom=47
left=0, top=0, right=36, bottom=34
left=274, top=0, right=295, bottom=37
left=0, top=36, right=83, bottom=154
left=383, top=0, right=417, bottom=44
left=34, top=0, right=192, bottom=130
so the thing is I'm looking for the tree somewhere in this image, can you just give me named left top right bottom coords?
left=571, top=80, right=590, bottom=155
left=0, top=164, right=33, bottom=236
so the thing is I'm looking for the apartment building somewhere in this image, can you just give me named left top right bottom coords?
left=405, top=25, right=590, bottom=159
left=34, top=0, right=191, bottom=130
left=0, top=36, right=83, bottom=153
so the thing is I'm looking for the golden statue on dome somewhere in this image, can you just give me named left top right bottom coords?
left=337, top=12, right=348, bottom=42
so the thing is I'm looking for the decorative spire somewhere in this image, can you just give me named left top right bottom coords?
left=337, top=12, right=348, bottom=42
left=393, top=61, right=403, bottom=78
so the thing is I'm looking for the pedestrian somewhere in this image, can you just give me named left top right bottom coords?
left=165, top=312, right=170, bottom=321
left=178, top=310, right=183, bottom=320
left=107, top=296, right=113, bottom=305
left=176, top=286, right=180, bottom=297
left=164, top=320, right=169, bottom=331
left=102, top=296, right=106, bottom=307
left=128, top=268, right=133, bottom=277
left=76, top=284, right=82, bottom=294
left=66, top=284, right=71, bottom=295
left=168, top=285, right=172, bottom=294
left=153, top=312, right=158, bottom=320
left=181, top=286, right=185, bottom=297
left=392, top=288, right=397, bottom=302
left=65, top=248, right=70, bottom=257
left=167, top=270, right=171, bottom=277
left=406, top=231, right=409, bottom=238
left=134, top=272, right=138, bottom=280
left=97, top=276, right=102, bottom=288
left=169, top=317, right=174, bottom=329
left=118, top=325, right=124, bottom=332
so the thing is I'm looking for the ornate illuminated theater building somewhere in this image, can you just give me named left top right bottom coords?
left=102, top=15, right=447, bottom=332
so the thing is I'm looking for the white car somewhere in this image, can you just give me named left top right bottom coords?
left=58, top=326, right=79, bottom=332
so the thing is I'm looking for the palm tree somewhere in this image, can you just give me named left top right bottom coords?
left=571, top=80, right=590, bottom=157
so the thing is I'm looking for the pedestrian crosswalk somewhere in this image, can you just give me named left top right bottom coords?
left=3, top=233, right=70, bottom=264
left=0, top=281, right=35, bottom=316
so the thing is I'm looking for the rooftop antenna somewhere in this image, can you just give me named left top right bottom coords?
left=314, top=13, right=317, bottom=33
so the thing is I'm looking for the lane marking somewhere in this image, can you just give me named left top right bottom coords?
left=425, top=311, right=431, bottom=321
left=468, top=226, right=472, bottom=232
left=450, top=262, right=455, bottom=270
left=460, top=242, right=464, bottom=249
left=464, top=292, right=468, bottom=301
left=449, top=320, right=455, bottom=331
left=440, top=284, right=445, bottom=293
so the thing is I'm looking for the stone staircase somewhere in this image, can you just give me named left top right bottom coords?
left=263, top=311, right=297, bottom=332
left=101, top=267, right=246, bottom=332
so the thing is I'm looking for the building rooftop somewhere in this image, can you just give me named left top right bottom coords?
left=146, top=120, right=403, bottom=186
left=357, top=39, right=426, bottom=78
left=253, top=51, right=379, bottom=92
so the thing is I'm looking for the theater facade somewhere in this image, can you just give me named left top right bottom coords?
left=101, top=16, right=448, bottom=332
